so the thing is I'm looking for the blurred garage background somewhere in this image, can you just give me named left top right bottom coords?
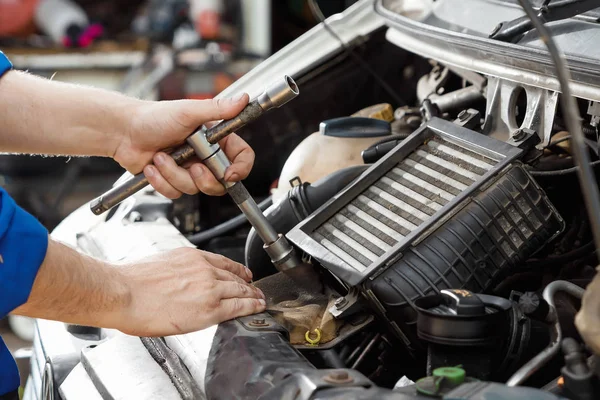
left=0, top=0, right=357, bottom=386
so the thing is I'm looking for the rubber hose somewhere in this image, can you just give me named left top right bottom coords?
left=188, top=197, right=273, bottom=246
left=245, top=165, right=369, bottom=280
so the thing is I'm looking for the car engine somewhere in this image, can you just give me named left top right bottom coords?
left=26, top=1, right=600, bottom=399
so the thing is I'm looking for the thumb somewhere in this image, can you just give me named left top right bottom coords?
left=184, top=93, right=249, bottom=126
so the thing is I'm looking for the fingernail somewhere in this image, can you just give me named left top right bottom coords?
left=226, top=172, right=239, bottom=182
left=257, top=289, right=266, bottom=300
left=233, top=93, right=246, bottom=102
left=155, top=153, right=165, bottom=165
left=190, top=165, right=204, bottom=178
left=245, top=266, right=253, bottom=280
left=145, top=166, right=155, bottom=177
left=258, top=299, right=266, bottom=306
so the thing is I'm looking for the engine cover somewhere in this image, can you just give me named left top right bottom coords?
left=288, top=117, right=564, bottom=345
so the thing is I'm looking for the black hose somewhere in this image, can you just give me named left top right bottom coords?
left=547, top=136, right=571, bottom=148
left=365, top=133, right=411, bottom=150
left=583, top=124, right=597, bottom=137
left=517, top=0, right=600, bottom=255
left=187, top=197, right=273, bottom=245
left=528, top=160, right=600, bottom=177
left=526, top=242, right=596, bottom=269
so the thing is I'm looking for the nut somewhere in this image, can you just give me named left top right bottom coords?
left=511, top=129, right=526, bottom=141
left=335, top=297, right=348, bottom=309
left=249, top=318, right=269, bottom=327
left=324, top=370, right=354, bottom=384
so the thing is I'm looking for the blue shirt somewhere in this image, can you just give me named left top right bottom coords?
left=0, top=52, right=49, bottom=395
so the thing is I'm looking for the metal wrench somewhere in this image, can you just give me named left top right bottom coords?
left=90, top=75, right=299, bottom=216
left=90, top=76, right=312, bottom=276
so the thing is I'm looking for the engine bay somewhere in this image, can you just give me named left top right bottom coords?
left=32, top=1, right=600, bottom=399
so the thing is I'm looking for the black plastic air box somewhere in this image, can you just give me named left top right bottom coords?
left=288, top=118, right=564, bottom=345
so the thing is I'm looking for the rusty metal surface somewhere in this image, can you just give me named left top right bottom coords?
left=170, top=144, right=196, bottom=165
left=205, top=101, right=264, bottom=144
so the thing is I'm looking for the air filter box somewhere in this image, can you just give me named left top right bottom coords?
left=288, top=118, right=564, bottom=345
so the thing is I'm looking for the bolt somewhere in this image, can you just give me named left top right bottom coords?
left=458, top=110, right=469, bottom=121
left=330, top=371, right=348, bottom=380
left=334, top=297, right=348, bottom=309
left=249, top=318, right=269, bottom=327
left=511, top=128, right=526, bottom=141
left=324, top=370, right=354, bottom=384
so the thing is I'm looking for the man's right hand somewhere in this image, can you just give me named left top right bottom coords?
left=118, top=248, right=266, bottom=337
left=12, top=240, right=265, bottom=337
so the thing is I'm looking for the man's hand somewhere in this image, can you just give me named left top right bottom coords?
left=114, top=95, right=255, bottom=198
left=118, top=247, right=266, bottom=337
left=0, top=70, right=255, bottom=199
left=13, top=240, right=266, bottom=337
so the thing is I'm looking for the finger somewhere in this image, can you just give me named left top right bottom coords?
left=216, top=281, right=265, bottom=300
left=189, top=163, right=226, bottom=196
left=153, top=152, right=198, bottom=195
left=215, top=298, right=266, bottom=322
left=144, top=165, right=182, bottom=199
left=221, top=134, right=255, bottom=182
left=182, top=94, right=249, bottom=128
left=202, top=252, right=252, bottom=281
left=210, top=267, right=248, bottom=285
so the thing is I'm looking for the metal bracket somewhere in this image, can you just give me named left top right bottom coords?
left=260, top=369, right=372, bottom=400
left=505, top=128, right=541, bottom=150
left=453, top=109, right=481, bottom=130
left=329, top=287, right=364, bottom=319
left=484, top=77, right=559, bottom=148
left=236, top=313, right=290, bottom=341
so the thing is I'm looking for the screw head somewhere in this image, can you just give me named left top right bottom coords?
left=324, top=370, right=354, bottom=384
left=511, top=129, right=526, bottom=141
left=334, top=297, right=348, bottom=309
left=330, top=371, right=348, bottom=380
left=249, top=318, right=269, bottom=327
left=458, top=110, right=469, bottom=121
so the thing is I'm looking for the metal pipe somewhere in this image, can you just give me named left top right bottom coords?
left=90, top=75, right=299, bottom=215
left=351, top=333, right=381, bottom=370
left=506, top=281, right=585, bottom=387
left=431, top=85, right=484, bottom=113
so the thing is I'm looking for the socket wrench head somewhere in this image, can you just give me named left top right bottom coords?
left=257, top=76, right=299, bottom=111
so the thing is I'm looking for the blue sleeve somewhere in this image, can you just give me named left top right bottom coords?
left=0, top=50, right=12, bottom=78
left=0, top=188, right=49, bottom=317
left=0, top=52, right=48, bottom=317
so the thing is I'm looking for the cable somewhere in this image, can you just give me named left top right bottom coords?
left=307, top=0, right=405, bottom=106
left=187, top=197, right=273, bottom=245
left=526, top=241, right=596, bottom=269
left=547, top=135, right=571, bottom=148
left=528, top=160, right=600, bottom=176
left=517, top=0, right=600, bottom=254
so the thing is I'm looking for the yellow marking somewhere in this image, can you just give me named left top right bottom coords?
left=305, top=329, right=322, bottom=346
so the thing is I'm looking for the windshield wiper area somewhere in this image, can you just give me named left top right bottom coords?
left=489, top=0, right=600, bottom=42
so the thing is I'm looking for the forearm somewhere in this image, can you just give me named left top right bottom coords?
left=12, top=238, right=131, bottom=329
left=0, top=69, right=141, bottom=158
